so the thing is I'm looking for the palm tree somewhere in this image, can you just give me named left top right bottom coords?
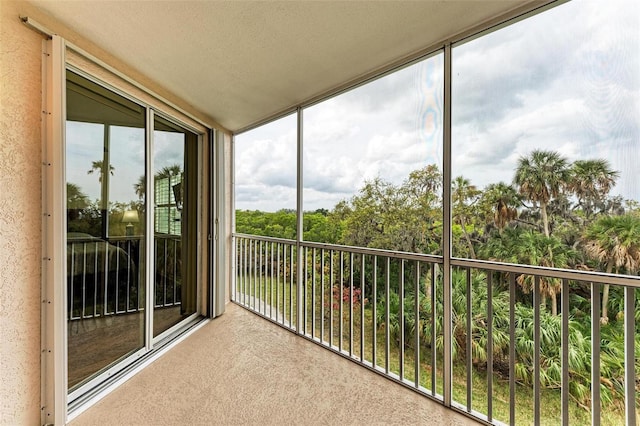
left=569, top=159, right=619, bottom=219
left=475, top=182, right=521, bottom=232
left=134, top=164, right=182, bottom=201
left=513, top=230, right=574, bottom=315
left=583, top=214, right=640, bottom=323
left=87, top=160, right=115, bottom=183
left=452, top=176, right=480, bottom=258
left=514, top=150, right=570, bottom=237
left=156, top=164, right=182, bottom=180
left=133, top=175, right=145, bottom=200
left=67, top=182, right=89, bottom=210
left=482, top=228, right=574, bottom=314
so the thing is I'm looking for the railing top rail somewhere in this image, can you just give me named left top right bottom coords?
left=234, top=232, right=640, bottom=288
left=67, top=235, right=145, bottom=243
left=233, top=233, right=296, bottom=245
left=233, top=233, right=444, bottom=263
left=300, top=240, right=444, bottom=263
left=452, top=257, right=640, bottom=288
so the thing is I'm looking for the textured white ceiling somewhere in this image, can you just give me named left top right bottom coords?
left=29, top=0, right=540, bottom=132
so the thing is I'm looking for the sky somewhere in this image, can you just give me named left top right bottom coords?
left=66, top=123, right=184, bottom=205
left=234, top=0, right=640, bottom=212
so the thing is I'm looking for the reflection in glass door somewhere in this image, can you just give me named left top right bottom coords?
left=153, top=116, right=198, bottom=338
left=66, top=71, right=146, bottom=390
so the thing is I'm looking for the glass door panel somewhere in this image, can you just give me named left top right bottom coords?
left=66, top=70, right=146, bottom=390
left=153, top=116, right=198, bottom=337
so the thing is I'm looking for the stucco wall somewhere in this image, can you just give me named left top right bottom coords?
left=1, top=2, right=232, bottom=423
left=0, top=1, right=45, bottom=424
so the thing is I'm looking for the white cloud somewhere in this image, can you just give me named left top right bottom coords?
left=235, top=0, right=639, bottom=211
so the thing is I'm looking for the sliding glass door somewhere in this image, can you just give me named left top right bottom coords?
left=152, top=116, right=199, bottom=338
left=66, top=70, right=147, bottom=390
left=65, top=70, right=201, bottom=394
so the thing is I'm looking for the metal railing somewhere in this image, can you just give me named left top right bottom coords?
left=67, top=234, right=183, bottom=320
left=154, top=234, right=182, bottom=309
left=232, top=233, right=639, bottom=426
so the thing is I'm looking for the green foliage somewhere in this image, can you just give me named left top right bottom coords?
left=339, top=165, right=442, bottom=254
left=235, top=209, right=296, bottom=239
left=583, top=214, right=640, bottom=275
left=374, top=268, right=636, bottom=409
left=236, top=150, right=639, bottom=415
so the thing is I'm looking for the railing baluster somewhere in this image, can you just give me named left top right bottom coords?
left=245, top=238, right=249, bottom=307
left=591, top=281, right=601, bottom=426
left=329, top=249, right=334, bottom=348
left=399, top=259, right=404, bottom=381
left=173, top=238, right=178, bottom=305
left=312, top=247, right=316, bottom=338
left=509, top=273, right=516, bottom=425
left=261, top=240, right=265, bottom=316
left=258, top=240, right=261, bottom=312
left=246, top=238, right=250, bottom=307
left=466, top=267, right=472, bottom=411
left=245, top=239, right=249, bottom=307
left=241, top=238, right=245, bottom=304
left=70, top=243, right=75, bottom=319
left=125, top=241, right=131, bottom=312
left=360, top=254, right=365, bottom=362
left=338, top=250, right=344, bottom=352
left=94, top=242, right=99, bottom=317
left=431, top=263, right=436, bottom=396
left=321, top=248, right=325, bottom=343
left=561, top=278, right=569, bottom=426
left=271, top=241, right=275, bottom=318
left=267, top=242, right=272, bottom=318
left=82, top=243, right=87, bottom=317
left=272, top=242, right=276, bottom=318
left=534, top=275, right=541, bottom=424
left=263, top=241, right=267, bottom=314
left=277, top=243, right=281, bottom=323
left=268, top=241, right=271, bottom=317
left=304, top=247, right=308, bottom=334
left=280, top=243, right=284, bottom=324
left=152, top=239, right=158, bottom=311
left=372, top=255, right=377, bottom=369
left=254, top=239, right=258, bottom=311
left=233, top=238, right=237, bottom=302
left=103, top=240, right=109, bottom=315
left=163, top=238, right=167, bottom=308
left=487, top=271, right=493, bottom=422
left=414, top=260, right=420, bottom=389
left=280, top=242, right=284, bottom=324
left=115, top=241, right=120, bottom=312
left=289, top=244, right=294, bottom=327
left=112, top=241, right=121, bottom=311
left=385, top=256, right=390, bottom=375
left=349, top=252, right=354, bottom=357
left=624, top=286, right=636, bottom=426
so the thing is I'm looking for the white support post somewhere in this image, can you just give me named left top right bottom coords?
left=296, top=107, right=304, bottom=334
left=442, top=43, right=453, bottom=407
left=41, top=34, right=68, bottom=426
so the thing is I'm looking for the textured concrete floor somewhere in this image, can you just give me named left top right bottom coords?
left=70, top=303, right=478, bottom=426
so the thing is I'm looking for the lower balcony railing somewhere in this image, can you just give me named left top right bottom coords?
left=232, top=233, right=639, bottom=426
left=67, top=234, right=182, bottom=320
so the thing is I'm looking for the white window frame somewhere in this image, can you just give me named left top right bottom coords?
left=41, top=33, right=224, bottom=424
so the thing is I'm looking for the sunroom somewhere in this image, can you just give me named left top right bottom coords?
left=1, top=0, right=638, bottom=425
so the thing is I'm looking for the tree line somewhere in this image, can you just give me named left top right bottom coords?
left=236, top=149, right=640, bottom=413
